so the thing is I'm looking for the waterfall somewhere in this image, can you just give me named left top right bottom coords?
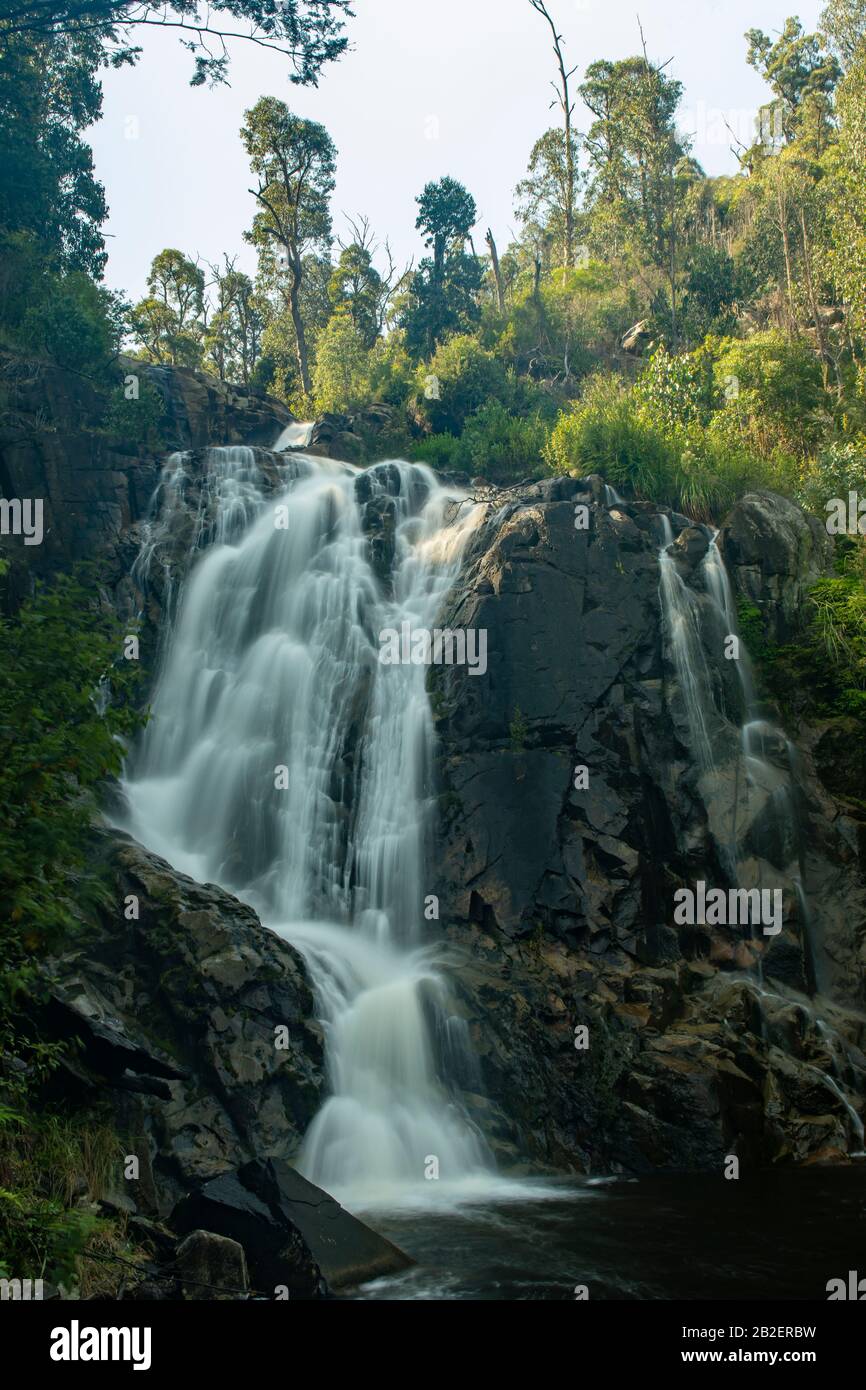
left=657, top=519, right=808, bottom=924
left=121, top=445, right=496, bottom=1209
left=656, top=514, right=864, bottom=1149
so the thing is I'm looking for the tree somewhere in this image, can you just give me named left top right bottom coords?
left=515, top=127, right=582, bottom=269
left=0, top=1, right=353, bottom=87
left=312, top=313, right=372, bottom=411
left=825, top=42, right=866, bottom=370
left=0, top=22, right=107, bottom=277
left=580, top=48, right=692, bottom=342
left=329, top=214, right=411, bottom=345
left=746, top=17, right=841, bottom=150
left=131, top=248, right=204, bottom=365
left=203, top=258, right=265, bottom=383
left=403, top=177, right=483, bottom=357
left=528, top=0, right=578, bottom=267
left=241, top=98, right=336, bottom=396
left=821, top=0, right=866, bottom=69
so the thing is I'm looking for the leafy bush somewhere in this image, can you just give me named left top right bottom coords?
left=313, top=314, right=376, bottom=413
left=543, top=371, right=783, bottom=520
left=413, top=400, right=549, bottom=483
left=415, top=333, right=515, bottom=434
left=712, top=332, right=826, bottom=457
left=0, top=569, right=144, bottom=1050
left=100, top=371, right=166, bottom=447
left=0, top=236, right=124, bottom=376
left=634, top=345, right=716, bottom=430
left=797, top=440, right=866, bottom=519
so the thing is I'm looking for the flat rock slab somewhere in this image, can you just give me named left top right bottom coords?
left=241, top=1159, right=413, bottom=1290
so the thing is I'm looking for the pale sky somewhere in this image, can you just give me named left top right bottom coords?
left=89, top=0, right=823, bottom=302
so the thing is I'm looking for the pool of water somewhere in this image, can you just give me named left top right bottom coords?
left=349, top=1168, right=866, bottom=1300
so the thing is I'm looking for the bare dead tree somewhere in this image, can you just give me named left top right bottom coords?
left=529, top=0, right=577, bottom=267
left=485, top=228, right=506, bottom=313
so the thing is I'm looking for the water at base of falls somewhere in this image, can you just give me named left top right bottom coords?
left=119, top=444, right=511, bottom=1211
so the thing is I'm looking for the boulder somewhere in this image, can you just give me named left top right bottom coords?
left=44, top=833, right=324, bottom=1210
left=719, top=490, right=833, bottom=642
left=171, top=1171, right=323, bottom=1299
left=175, top=1230, right=249, bottom=1301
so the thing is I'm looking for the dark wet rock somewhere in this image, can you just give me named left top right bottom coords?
left=237, top=1158, right=412, bottom=1290
left=719, top=491, right=833, bottom=642
left=171, top=1170, right=323, bottom=1298
left=431, top=481, right=866, bottom=1170
left=44, top=833, right=324, bottom=1211
left=175, top=1230, right=249, bottom=1301
left=0, top=351, right=292, bottom=597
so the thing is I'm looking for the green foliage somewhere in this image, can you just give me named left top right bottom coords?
left=0, top=24, right=107, bottom=280
left=515, top=127, right=582, bottom=268
left=0, top=229, right=126, bottom=381
left=508, top=706, right=528, bottom=752
left=403, top=178, right=484, bottom=357
left=415, top=334, right=514, bottom=434
left=328, top=242, right=383, bottom=348
left=712, top=332, right=827, bottom=456
left=241, top=98, right=337, bottom=395
left=313, top=314, right=375, bottom=413
left=746, top=17, right=840, bottom=145
left=131, top=248, right=205, bottom=367
left=634, top=345, right=716, bottom=430
left=413, top=400, right=549, bottom=483
left=543, top=370, right=783, bottom=519
left=0, top=570, right=145, bottom=1040
left=100, top=371, right=166, bottom=446
left=739, top=541, right=866, bottom=748
left=0, top=2, right=353, bottom=90
left=797, top=439, right=866, bottom=516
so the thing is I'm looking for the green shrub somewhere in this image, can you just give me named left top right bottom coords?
left=712, top=332, right=826, bottom=457
left=0, top=569, right=145, bottom=1050
left=412, top=401, right=549, bottom=483
left=411, top=432, right=465, bottom=472
left=634, top=344, right=716, bottom=430
left=544, top=373, right=679, bottom=497
left=543, top=370, right=785, bottom=520
left=416, top=333, right=514, bottom=434
left=797, top=440, right=866, bottom=519
left=100, top=371, right=166, bottom=447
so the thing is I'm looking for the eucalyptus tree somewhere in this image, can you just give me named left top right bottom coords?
left=241, top=98, right=336, bottom=395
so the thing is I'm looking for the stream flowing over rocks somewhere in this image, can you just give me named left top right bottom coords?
left=5, top=363, right=865, bottom=1295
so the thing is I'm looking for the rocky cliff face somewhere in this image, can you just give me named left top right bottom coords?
left=0, top=353, right=293, bottom=603
left=431, top=477, right=866, bottom=1171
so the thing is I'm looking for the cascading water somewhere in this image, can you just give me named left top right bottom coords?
left=656, top=506, right=864, bottom=1150
left=121, top=444, right=497, bottom=1210
left=657, top=516, right=807, bottom=944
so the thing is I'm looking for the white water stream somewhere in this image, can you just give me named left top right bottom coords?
left=121, top=446, right=505, bottom=1209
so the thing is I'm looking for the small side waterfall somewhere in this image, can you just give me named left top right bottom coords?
left=657, top=508, right=864, bottom=1151
left=121, top=446, right=495, bottom=1209
left=657, top=518, right=809, bottom=952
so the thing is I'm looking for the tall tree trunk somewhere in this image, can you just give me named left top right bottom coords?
left=486, top=228, right=505, bottom=313
left=775, top=182, right=796, bottom=337
left=289, top=261, right=311, bottom=396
